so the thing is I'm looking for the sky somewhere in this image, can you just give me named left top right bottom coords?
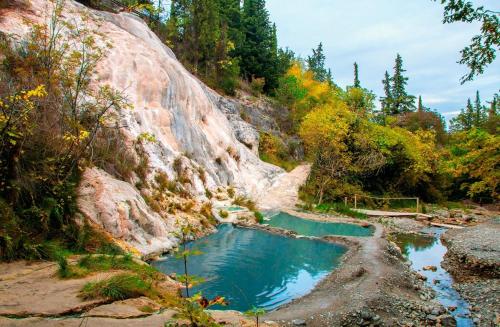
left=266, top=0, right=500, bottom=122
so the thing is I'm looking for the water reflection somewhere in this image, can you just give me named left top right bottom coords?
left=393, top=228, right=473, bottom=327
left=153, top=224, right=346, bottom=312
left=266, top=212, right=374, bottom=237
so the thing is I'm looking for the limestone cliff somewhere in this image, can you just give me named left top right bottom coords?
left=0, top=0, right=284, bottom=256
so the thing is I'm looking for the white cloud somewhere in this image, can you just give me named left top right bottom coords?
left=267, top=0, right=500, bottom=115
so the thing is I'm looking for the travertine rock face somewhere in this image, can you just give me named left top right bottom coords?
left=78, top=168, right=177, bottom=255
left=0, top=0, right=284, bottom=256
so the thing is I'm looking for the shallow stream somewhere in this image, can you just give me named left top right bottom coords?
left=393, top=227, right=473, bottom=327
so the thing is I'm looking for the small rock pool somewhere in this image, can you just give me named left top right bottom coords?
left=153, top=224, right=346, bottom=312
left=393, top=228, right=473, bottom=326
left=264, top=211, right=374, bottom=237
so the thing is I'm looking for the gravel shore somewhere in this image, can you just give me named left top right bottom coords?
left=442, top=219, right=500, bottom=326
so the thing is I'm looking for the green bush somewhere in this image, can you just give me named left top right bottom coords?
left=254, top=211, right=264, bottom=224
left=232, top=196, right=257, bottom=211
left=316, top=202, right=367, bottom=220
left=80, top=273, right=151, bottom=301
left=259, top=132, right=298, bottom=172
left=219, top=210, right=229, bottom=219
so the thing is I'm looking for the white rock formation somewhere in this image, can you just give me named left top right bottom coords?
left=0, top=0, right=285, bottom=256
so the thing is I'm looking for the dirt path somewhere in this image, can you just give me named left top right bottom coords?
left=263, top=211, right=448, bottom=326
left=257, top=164, right=311, bottom=210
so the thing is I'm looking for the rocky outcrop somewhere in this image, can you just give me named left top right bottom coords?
left=0, top=260, right=272, bottom=326
left=0, top=0, right=286, bottom=256
left=78, top=168, right=178, bottom=256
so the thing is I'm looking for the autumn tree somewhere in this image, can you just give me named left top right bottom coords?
left=0, top=1, right=128, bottom=259
left=446, top=129, right=499, bottom=201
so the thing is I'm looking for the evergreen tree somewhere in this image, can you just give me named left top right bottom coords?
left=473, top=90, right=486, bottom=128
left=276, top=47, right=295, bottom=77
left=465, top=98, right=474, bottom=130
left=218, top=0, right=243, bottom=52
left=391, top=54, right=415, bottom=114
left=266, top=22, right=280, bottom=91
left=239, top=0, right=276, bottom=91
left=380, top=70, right=392, bottom=116
left=485, top=94, right=499, bottom=134
left=417, top=95, right=424, bottom=113
left=326, top=68, right=333, bottom=85
left=451, top=98, right=474, bottom=131
left=166, top=0, right=220, bottom=74
left=307, top=43, right=329, bottom=82
left=165, top=0, right=244, bottom=94
left=353, top=62, right=360, bottom=88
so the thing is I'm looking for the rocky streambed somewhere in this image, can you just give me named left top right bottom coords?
left=441, top=219, right=500, bottom=326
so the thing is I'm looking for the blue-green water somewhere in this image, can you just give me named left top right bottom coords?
left=265, top=212, right=374, bottom=237
left=393, top=228, right=473, bottom=327
left=153, top=224, right=346, bottom=311
left=225, top=206, right=245, bottom=212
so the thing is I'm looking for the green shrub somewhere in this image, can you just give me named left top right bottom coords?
left=250, top=77, right=266, bottom=95
left=316, top=202, right=367, bottom=220
left=219, top=210, right=229, bottom=219
left=259, top=132, right=298, bottom=172
left=232, top=196, right=257, bottom=211
left=254, top=211, right=264, bottom=224
left=76, top=254, right=158, bottom=278
left=80, top=273, right=151, bottom=301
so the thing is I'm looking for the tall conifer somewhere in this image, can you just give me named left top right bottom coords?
left=353, top=62, right=360, bottom=88
left=391, top=54, right=415, bottom=114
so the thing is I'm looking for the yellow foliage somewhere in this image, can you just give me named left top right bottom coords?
left=446, top=130, right=499, bottom=200
left=299, top=101, right=354, bottom=154
left=287, top=62, right=332, bottom=105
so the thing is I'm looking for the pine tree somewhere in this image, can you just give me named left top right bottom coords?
left=218, top=0, right=243, bottom=52
left=391, top=54, right=415, bottom=114
left=166, top=0, right=221, bottom=75
left=416, top=95, right=427, bottom=130
left=240, top=0, right=269, bottom=78
left=473, top=90, right=486, bottom=128
left=266, top=22, right=280, bottom=91
left=417, top=95, right=424, bottom=113
left=380, top=70, right=392, bottom=116
left=485, top=94, right=499, bottom=134
left=276, top=47, right=295, bottom=77
left=326, top=68, right=333, bottom=85
left=353, top=62, right=360, bottom=88
left=307, top=43, right=329, bottom=82
left=451, top=98, right=475, bottom=131
left=465, top=98, right=474, bottom=130
left=239, top=0, right=279, bottom=92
